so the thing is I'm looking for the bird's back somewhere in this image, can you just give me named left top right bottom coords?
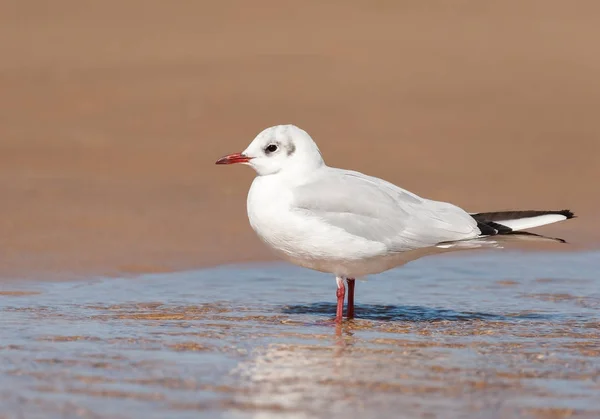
left=291, top=166, right=480, bottom=250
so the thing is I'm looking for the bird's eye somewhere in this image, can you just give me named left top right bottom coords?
left=265, top=144, right=278, bottom=154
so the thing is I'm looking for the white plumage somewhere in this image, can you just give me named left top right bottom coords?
left=486, top=214, right=569, bottom=231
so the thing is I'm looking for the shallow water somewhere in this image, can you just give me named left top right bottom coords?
left=0, top=251, right=599, bottom=419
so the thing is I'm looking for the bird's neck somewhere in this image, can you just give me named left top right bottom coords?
left=265, top=162, right=327, bottom=187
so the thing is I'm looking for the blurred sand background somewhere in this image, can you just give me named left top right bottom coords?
left=1, top=0, right=598, bottom=280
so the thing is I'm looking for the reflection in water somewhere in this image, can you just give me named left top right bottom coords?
left=0, top=251, right=599, bottom=418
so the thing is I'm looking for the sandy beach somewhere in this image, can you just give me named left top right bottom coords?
left=1, top=1, right=599, bottom=280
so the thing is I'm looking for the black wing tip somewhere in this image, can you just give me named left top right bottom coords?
left=474, top=209, right=575, bottom=240
left=559, top=209, right=576, bottom=220
left=472, top=209, right=576, bottom=222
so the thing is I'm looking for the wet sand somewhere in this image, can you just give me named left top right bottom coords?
left=1, top=251, right=599, bottom=418
left=1, top=1, right=600, bottom=280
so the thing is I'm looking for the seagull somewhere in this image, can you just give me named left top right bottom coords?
left=215, top=125, right=575, bottom=322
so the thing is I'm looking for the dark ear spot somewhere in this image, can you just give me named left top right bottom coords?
left=286, top=142, right=296, bottom=156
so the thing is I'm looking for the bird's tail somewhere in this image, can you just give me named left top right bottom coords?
left=470, top=209, right=575, bottom=243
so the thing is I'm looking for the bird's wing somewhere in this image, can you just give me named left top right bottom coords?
left=291, top=168, right=480, bottom=251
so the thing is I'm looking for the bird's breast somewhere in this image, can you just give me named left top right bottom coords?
left=246, top=177, right=296, bottom=251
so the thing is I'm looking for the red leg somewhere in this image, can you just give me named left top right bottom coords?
left=346, top=278, right=355, bottom=319
left=335, top=276, right=345, bottom=323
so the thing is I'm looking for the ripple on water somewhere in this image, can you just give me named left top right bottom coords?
left=0, top=251, right=599, bottom=418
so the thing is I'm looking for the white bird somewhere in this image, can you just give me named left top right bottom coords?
left=216, top=125, right=575, bottom=322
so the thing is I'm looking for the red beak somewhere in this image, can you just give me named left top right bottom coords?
left=215, top=152, right=252, bottom=165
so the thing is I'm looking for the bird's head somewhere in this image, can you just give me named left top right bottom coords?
left=215, top=124, right=325, bottom=176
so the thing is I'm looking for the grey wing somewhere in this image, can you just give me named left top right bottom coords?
left=291, top=169, right=480, bottom=251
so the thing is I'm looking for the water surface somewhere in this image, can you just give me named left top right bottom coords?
left=1, top=251, right=599, bottom=418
